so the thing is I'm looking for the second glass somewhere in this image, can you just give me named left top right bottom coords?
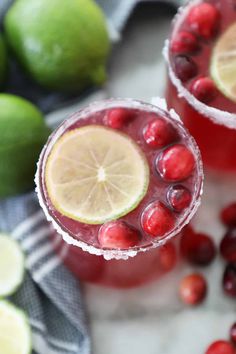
left=165, top=0, right=236, bottom=172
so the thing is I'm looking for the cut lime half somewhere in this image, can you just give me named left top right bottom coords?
left=0, top=300, right=32, bottom=354
left=45, top=125, right=149, bottom=224
left=0, top=234, right=25, bottom=297
left=211, top=22, right=236, bottom=102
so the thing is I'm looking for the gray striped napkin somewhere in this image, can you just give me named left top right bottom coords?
left=0, top=1, right=180, bottom=353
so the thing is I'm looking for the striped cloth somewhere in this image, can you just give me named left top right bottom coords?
left=0, top=1, right=180, bottom=353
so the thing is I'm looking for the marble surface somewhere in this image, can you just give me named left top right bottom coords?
left=82, top=3, right=236, bottom=354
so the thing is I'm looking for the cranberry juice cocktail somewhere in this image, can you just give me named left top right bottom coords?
left=165, top=0, right=236, bottom=171
left=36, top=99, right=203, bottom=288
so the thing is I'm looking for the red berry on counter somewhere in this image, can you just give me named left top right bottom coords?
left=159, top=242, right=177, bottom=272
left=187, top=3, right=220, bottom=39
left=157, top=144, right=195, bottom=181
left=220, top=229, right=236, bottom=263
left=141, top=201, right=175, bottom=238
left=168, top=185, right=192, bottom=212
left=98, top=221, right=140, bottom=249
left=190, top=77, right=217, bottom=103
left=105, top=108, right=135, bottom=129
left=205, top=340, right=235, bottom=354
left=143, top=118, right=176, bottom=148
left=223, top=263, right=236, bottom=297
left=179, top=273, right=207, bottom=306
left=170, top=31, right=199, bottom=54
left=221, top=203, right=236, bottom=227
left=230, top=323, right=236, bottom=346
left=173, top=55, right=198, bottom=82
left=180, top=229, right=216, bottom=266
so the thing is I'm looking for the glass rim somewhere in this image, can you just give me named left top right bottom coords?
left=35, top=98, right=204, bottom=260
left=164, top=0, right=236, bottom=130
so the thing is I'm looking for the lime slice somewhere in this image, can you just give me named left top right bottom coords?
left=211, top=22, right=236, bottom=102
left=45, top=125, right=149, bottom=224
left=0, top=300, right=32, bottom=354
left=0, top=234, right=25, bottom=297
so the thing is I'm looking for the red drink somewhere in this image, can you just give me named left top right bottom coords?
left=165, top=0, right=236, bottom=172
left=36, top=99, right=203, bottom=288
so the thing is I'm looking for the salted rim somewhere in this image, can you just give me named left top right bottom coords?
left=35, top=98, right=204, bottom=260
left=163, top=0, right=236, bottom=130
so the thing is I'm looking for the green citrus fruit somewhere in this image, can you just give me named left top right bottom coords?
left=0, top=33, right=8, bottom=87
left=4, top=0, right=110, bottom=92
left=45, top=126, right=149, bottom=224
left=0, top=234, right=25, bottom=297
left=0, top=94, right=50, bottom=197
left=0, top=300, right=32, bottom=354
left=211, top=22, right=236, bottom=102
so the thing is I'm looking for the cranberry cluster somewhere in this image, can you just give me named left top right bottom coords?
left=170, top=2, right=220, bottom=103
left=97, top=107, right=196, bottom=249
left=220, top=203, right=236, bottom=297
left=178, top=202, right=236, bottom=353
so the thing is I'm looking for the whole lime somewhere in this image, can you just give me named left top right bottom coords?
left=4, top=0, right=110, bottom=92
left=0, top=94, right=50, bottom=197
left=0, top=33, right=8, bottom=87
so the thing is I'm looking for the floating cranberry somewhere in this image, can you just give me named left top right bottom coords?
left=170, top=31, right=199, bottom=54
left=168, top=185, right=192, bottom=212
left=221, top=203, right=236, bottom=227
left=105, top=108, right=134, bottom=129
left=205, top=340, right=235, bottom=354
left=180, top=228, right=216, bottom=266
left=220, top=229, right=236, bottom=263
left=98, top=221, right=140, bottom=249
left=190, top=77, right=217, bottom=103
left=159, top=242, right=177, bottom=272
left=179, top=273, right=207, bottom=306
left=173, top=55, right=198, bottom=82
left=223, top=263, right=236, bottom=297
left=187, top=3, right=220, bottom=40
left=157, top=144, right=195, bottom=182
left=141, top=201, right=175, bottom=238
left=143, top=118, right=176, bottom=148
left=230, top=323, right=236, bottom=346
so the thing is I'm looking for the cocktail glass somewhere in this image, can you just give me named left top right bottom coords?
left=36, top=99, right=203, bottom=288
left=165, top=0, right=236, bottom=171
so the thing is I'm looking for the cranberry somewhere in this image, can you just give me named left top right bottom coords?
left=205, top=340, right=235, bottom=354
left=157, top=144, right=195, bottom=182
left=187, top=3, right=220, bottom=40
left=221, top=203, right=236, bottom=227
left=180, top=228, right=216, bottom=266
left=223, top=263, right=236, bottom=297
left=179, top=273, right=207, bottom=306
left=105, top=108, right=134, bottom=129
left=190, top=77, right=217, bottom=103
left=230, top=323, right=236, bottom=346
left=220, top=229, right=236, bottom=263
left=143, top=118, right=177, bottom=148
left=171, top=31, right=199, bottom=54
left=173, top=55, right=198, bottom=82
left=141, top=201, right=175, bottom=238
left=168, top=185, right=192, bottom=212
left=98, top=221, right=140, bottom=249
left=159, top=242, right=177, bottom=272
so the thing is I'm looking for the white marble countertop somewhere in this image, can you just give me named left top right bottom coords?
left=82, top=3, right=236, bottom=354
